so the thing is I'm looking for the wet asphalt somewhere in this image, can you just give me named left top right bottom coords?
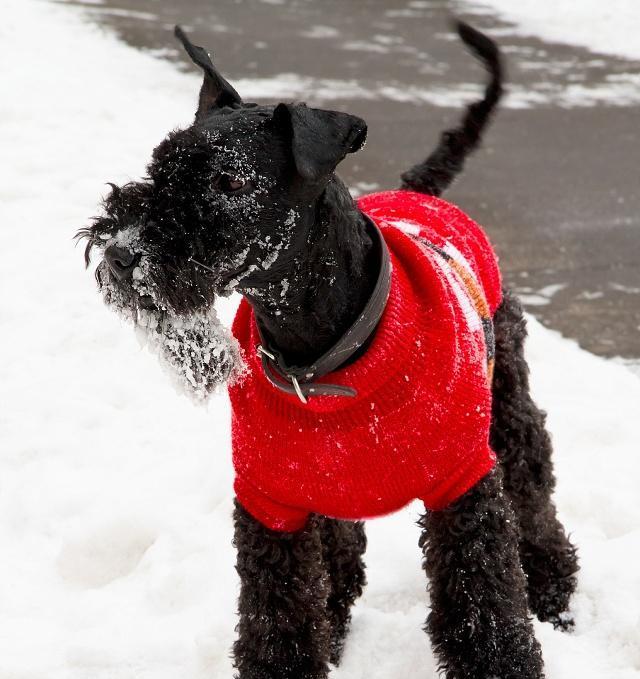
left=57, top=0, right=640, bottom=361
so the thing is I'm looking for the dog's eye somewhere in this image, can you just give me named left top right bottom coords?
left=218, top=173, right=249, bottom=194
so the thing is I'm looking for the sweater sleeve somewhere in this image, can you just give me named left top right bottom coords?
left=420, top=445, right=497, bottom=511
left=234, top=476, right=310, bottom=533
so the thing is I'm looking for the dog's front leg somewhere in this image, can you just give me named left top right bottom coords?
left=419, top=468, right=545, bottom=679
left=232, top=500, right=331, bottom=679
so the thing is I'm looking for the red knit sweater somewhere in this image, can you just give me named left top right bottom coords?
left=229, top=191, right=502, bottom=532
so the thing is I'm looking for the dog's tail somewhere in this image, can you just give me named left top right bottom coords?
left=400, top=21, right=503, bottom=196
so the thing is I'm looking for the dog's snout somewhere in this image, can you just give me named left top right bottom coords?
left=104, top=245, right=138, bottom=281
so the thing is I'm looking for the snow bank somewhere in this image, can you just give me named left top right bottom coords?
left=0, top=1, right=638, bottom=677
left=467, top=0, right=640, bottom=61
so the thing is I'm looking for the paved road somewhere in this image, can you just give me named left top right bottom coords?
left=59, top=0, right=640, bottom=361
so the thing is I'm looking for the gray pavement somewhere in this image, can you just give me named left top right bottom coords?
left=58, top=0, right=640, bottom=361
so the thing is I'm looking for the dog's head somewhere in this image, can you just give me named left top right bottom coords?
left=78, top=27, right=367, bottom=398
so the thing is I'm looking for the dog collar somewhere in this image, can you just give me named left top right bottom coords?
left=255, top=216, right=391, bottom=403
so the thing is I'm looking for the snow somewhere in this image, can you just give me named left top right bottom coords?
left=236, top=72, right=640, bottom=109
left=467, top=0, right=640, bottom=61
left=0, top=0, right=639, bottom=678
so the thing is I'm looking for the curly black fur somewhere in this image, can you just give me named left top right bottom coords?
left=491, top=289, right=579, bottom=628
left=419, top=468, right=544, bottom=679
left=233, top=502, right=366, bottom=678
left=415, top=290, right=578, bottom=678
left=320, top=518, right=367, bottom=665
left=233, top=502, right=332, bottom=679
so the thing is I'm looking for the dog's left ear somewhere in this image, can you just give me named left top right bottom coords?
left=174, top=25, right=242, bottom=121
left=273, top=103, right=367, bottom=185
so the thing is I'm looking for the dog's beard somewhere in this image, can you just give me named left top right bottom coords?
left=97, top=260, right=244, bottom=401
left=135, top=306, right=243, bottom=401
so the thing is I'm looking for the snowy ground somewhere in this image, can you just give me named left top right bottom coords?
left=468, top=0, right=640, bottom=61
left=0, top=1, right=639, bottom=677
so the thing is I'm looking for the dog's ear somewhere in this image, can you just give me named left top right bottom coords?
left=174, top=25, right=242, bottom=121
left=273, top=103, right=367, bottom=185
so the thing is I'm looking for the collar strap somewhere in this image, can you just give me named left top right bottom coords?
left=255, top=216, right=391, bottom=403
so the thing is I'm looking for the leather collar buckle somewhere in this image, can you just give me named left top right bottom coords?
left=257, top=344, right=309, bottom=404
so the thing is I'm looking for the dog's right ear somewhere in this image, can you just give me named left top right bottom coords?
left=174, top=26, right=242, bottom=121
left=273, top=103, right=367, bottom=187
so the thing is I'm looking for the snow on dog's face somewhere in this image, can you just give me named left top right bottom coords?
left=78, top=110, right=301, bottom=400
left=77, top=177, right=244, bottom=401
left=77, top=27, right=366, bottom=399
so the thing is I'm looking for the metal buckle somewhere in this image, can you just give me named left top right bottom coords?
left=258, top=345, right=308, bottom=404
left=290, top=375, right=308, bottom=404
left=257, top=344, right=276, bottom=361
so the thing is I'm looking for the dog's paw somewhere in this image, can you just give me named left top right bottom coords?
left=529, top=579, right=577, bottom=631
left=546, top=610, right=575, bottom=632
left=329, top=631, right=346, bottom=667
left=522, top=536, right=579, bottom=629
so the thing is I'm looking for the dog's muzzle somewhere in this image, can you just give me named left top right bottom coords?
left=104, top=245, right=139, bottom=282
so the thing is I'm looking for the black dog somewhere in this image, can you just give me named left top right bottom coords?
left=79, top=21, right=578, bottom=679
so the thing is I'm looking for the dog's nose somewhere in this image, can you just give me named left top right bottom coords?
left=104, top=245, right=138, bottom=281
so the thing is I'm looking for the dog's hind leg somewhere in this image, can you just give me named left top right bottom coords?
left=233, top=501, right=331, bottom=679
left=400, top=21, right=503, bottom=197
left=490, top=289, right=579, bottom=629
left=419, top=468, right=544, bottom=679
left=319, top=518, right=367, bottom=665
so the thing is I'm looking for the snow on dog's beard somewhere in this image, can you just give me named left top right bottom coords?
left=135, top=305, right=242, bottom=401
left=97, top=251, right=243, bottom=402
